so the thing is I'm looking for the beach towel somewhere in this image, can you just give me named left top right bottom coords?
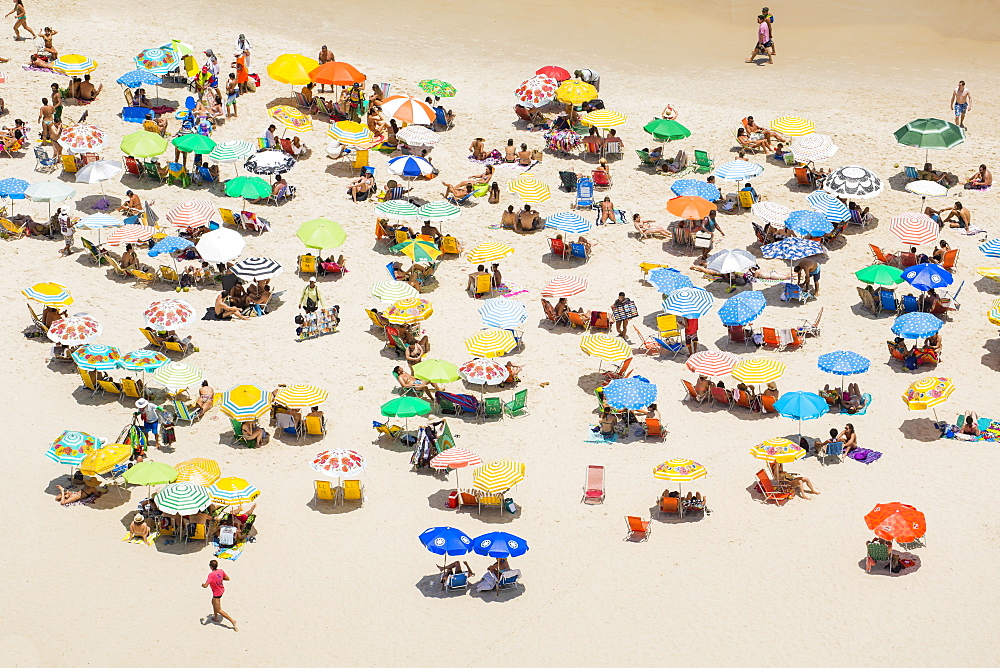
left=584, top=426, right=618, bottom=444
left=121, top=531, right=158, bottom=546
left=213, top=540, right=246, bottom=561
left=495, top=160, right=538, bottom=171
left=468, top=149, right=503, bottom=166
left=24, top=65, right=67, bottom=75
left=495, top=281, right=528, bottom=298
left=848, top=447, right=882, bottom=464
left=62, top=495, right=97, bottom=507
left=844, top=393, right=873, bottom=416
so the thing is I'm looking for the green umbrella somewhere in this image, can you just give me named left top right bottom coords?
left=172, top=134, right=218, bottom=154
left=412, top=359, right=460, bottom=384
left=120, top=130, right=168, bottom=158
left=297, top=218, right=347, bottom=250
left=380, top=395, right=431, bottom=431
left=418, top=79, right=456, bottom=98
left=225, top=176, right=271, bottom=200
left=643, top=118, right=691, bottom=143
left=855, top=264, right=904, bottom=286
left=123, top=461, right=178, bottom=486
left=894, top=118, right=965, bottom=162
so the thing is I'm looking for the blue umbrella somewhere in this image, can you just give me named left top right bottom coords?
left=817, top=351, right=870, bottom=376
left=472, top=531, right=529, bottom=558
left=979, top=239, right=1000, bottom=258
left=774, top=391, right=829, bottom=440
left=784, top=210, right=833, bottom=237
left=648, top=267, right=693, bottom=294
left=671, top=179, right=720, bottom=200
left=806, top=190, right=851, bottom=223
left=892, top=312, right=943, bottom=339
left=718, top=291, right=767, bottom=326
left=902, top=263, right=953, bottom=292
left=662, top=286, right=714, bottom=318
left=0, top=177, right=29, bottom=199
left=544, top=211, right=591, bottom=234
left=116, top=69, right=163, bottom=88
left=603, top=377, right=657, bottom=410
left=419, top=527, right=472, bottom=564
left=387, top=155, right=434, bottom=179
left=761, top=238, right=825, bottom=261
left=713, top=160, right=763, bottom=181
left=478, top=298, right=528, bottom=329
left=148, top=235, right=194, bottom=257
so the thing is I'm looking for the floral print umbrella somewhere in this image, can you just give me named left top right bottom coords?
left=418, top=79, right=457, bottom=97
left=48, top=315, right=101, bottom=344
left=515, top=75, right=558, bottom=108
left=144, top=299, right=195, bottom=329
left=458, top=358, right=507, bottom=386
left=902, top=377, right=955, bottom=411
left=310, top=449, right=366, bottom=478
left=653, top=459, right=708, bottom=482
left=135, top=47, right=179, bottom=75
left=59, top=124, right=108, bottom=153
left=71, top=344, right=121, bottom=370
left=120, top=349, right=170, bottom=371
left=384, top=298, right=433, bottom=324
left=46, top=430, right=103, bottom=466
left=749, top=437, right=806, bottom=463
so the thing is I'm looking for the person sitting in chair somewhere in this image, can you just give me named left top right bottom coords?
left=438, top=560, right=474, bottom=584
left=347, top=171, right=375, bottom=202
left=241, top=419, right=268, bottom=445
left=393, top=365, right=439, bottom=399
left=443, top=182, right=472, bottom=202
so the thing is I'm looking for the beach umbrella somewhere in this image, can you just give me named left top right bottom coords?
left=892, top=312, right=943, bottom=340
left=224, top=176, right=271, bottom=207
left=22, top=282, right=73, bottom=307
left=220, top=385, right=271, bottom=421
left=122, top=461, right=177, bottom=487
left=666, top=195, right=715, bottom=220
left=662, top=287, right=714, bottom=318
left=653, top=458, right=707, bottom=497
left=296, top=218, right=347, bottom=251
left=865, top=503, right=926, bottom=544
left=648, top=268, right=693, bottom=294
left=207, top=140, right=255, bottom=164
left=120, top=349, right=169, bottom=372
left=244, top=151, right=295, bottom=176
left=980, top=240, right=1000, bottom=259
left=824, top=165, right=883, bottom=199
left=231, top=257, right=283, bottom=281
left=541, top=275, right=587, bottom=297
left=156, top=482, right=211, bottom=515
left=371, top=280, right=418, bottom=303
left=52, top=54, right=98, bottom=76
left=506, top=174, right=551, bottom=203
left=643, top=118, right=691, bottom=143
left=175, top=458, right=222, bottom=486
left=902, top=376, right=955, bottom=413
left=990, top=303, right=1000, bottom=327
left=268, top=105, right=313, bottom=133
left=208, top=477, right=260, bottom=506
left=0, top=177, right=28, bottom=211
left=171, top=134, right=217, bottom=158
left=117, top=68, right=162, bottom=88
left=380, top=95, right=435, bottom=125
left=465, top=329, right=517, bottom=357
left=152, top=361, right=203, bottom=391
left=326, top=121, right=375, bottom=146
left=25, top=181, right=76, bottom=217
left=980, top=268, right=1000, bottom=282
left=580, top=333, right=632, bottom=363
left=273, top=385, right=328, bottom=408
left=555, top=79, right=597, bottom=104
left=395, top=125, right=440, bottom=146
left=761, top=238, right=825, bottom=261
left=267, top=54, right=320, bottom=85
left=418, top=78, right=456, bottom=98
left=381, top=396, right=432, bottom=418
left=120, top=130, right=167, bottom=158
left=478, top=298, right=527, bottom=328
left=706, top=248, right=756, bottom=274
left=309, top=60, right=365, bottom=85
left=472, top=461, right=526, bottom=493
left=392, top=239, right=441, bottom=262
left=784, top=210, right=832, bottom=237
left=48, top=315, right=101, bottom=344
left=46, top=430, right=103, bottom=466
left=134, top=47, right=177, bottom=74
left=713, top=160, right=763, bottom=181
left=894, top=118, right=965, bottom=162
left=458, top=358, right=507, bottom=386
left=76, top=213, right=121, bottom=243
left=80, top=443, right=131, bottom=477
left=165, top=200, right=214, bottom=230
left=731, top=358, right=786, bottom=384
left=71, top=344, right=121, bottom=370
left=515, top=74, right=558, bottom=107
left=431, top=448, right=482, bottom=470
left=905, top=179, right=948, bottom=207
left=718, top=291, right=767, bottom=326
left=789, top=133, right=837, bottom=161
left=385, top=298, right=433, bottom=324
left=581, top=109, right=627, bottom=128
left=603, top=377, right=657, bottom=410
left=774, top=391, right=829, bottom=426
left=417, top=201, right=461, bottom=222
left=544, top=211, right=591, bottom=234
left=817, top=351, right=870, bottom=377
left=375, top=200, right=419, bottom=221
left=144, top=299, right=195, bottom=329
left=535, top=65, right=570, bottom=81
left=750, top=437, right=806, bottom=463
left=902, top=263, right=953, bottom=292
left=196, top=228, right=245, bottom=263
left=671, top=179, right=720, bottom=200
left=855, top=264, right=903, bottom=286
left=419, top=527, right=473, bottom=565
left=751, top=201, right=790, bottom=226
left=472, top=531, right=529, bottom=559
left=806, top=190, right=851, bottom=223
left=769, top=116, right=815, bottom=136
left=412, top=359, right=460, bottom=385
left=387, top=155, right=434, bottom=179
left=889, top=213, right=937, bottom=246
left=106, top=225, right=155, bottom=246
left=60, top=124, right=108, bottom=154
left=147, top=235, right=193, bottom=257
left=466, top=242, right=514, bottom=264
left=685, top=350, right=737, bottom=377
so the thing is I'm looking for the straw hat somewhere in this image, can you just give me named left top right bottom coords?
left=134, top=514, right=144, bottom=523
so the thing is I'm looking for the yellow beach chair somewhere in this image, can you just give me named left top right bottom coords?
left=342, top=480, right=364, bottom=505
left=314, top=480, right=337, bottom=502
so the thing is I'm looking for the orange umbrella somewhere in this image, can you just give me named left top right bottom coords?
left=666, top=196, right=716, bottom=220
left=864, top=502, right=926, bottom=543
left=309, top=61, right=365, bottom=86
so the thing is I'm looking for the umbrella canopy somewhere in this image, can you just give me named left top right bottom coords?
left=789, top=133, right=837, bottom=161
left=643, top=118, right=691, bottom=143
left=412, top=359, right=460, bottom=384
left=375, top=200, right=419, bottom=221
left=171, top=133, right=217, bottom=154
left=865, top=503, right=927, bottom=543
left=77, top=213, right=121, bottom=231
left=902, top=263, right=954, bottom=291
left=417, top=201, right=461, bottom=222
left=419, top=527, right=472, bottom=556
left=224, top=176, right=272, bottom=201
left=905, top=180, right=948, bottom=199
left=580, top=334, right=632, bottom=363
left=122, top=461, right=177, bottom=486
left=196, top=228, right=245, bottom=262
left=706, top=248, right=756, bottom=274
left=46, top=430, right=103, bottom=466
left=472, top=461, right=526, bottom=492
left=769, top=116, right=815, bottom=136
left=662, top=287, right=714, bottom=318
left=220, top=385, right=271, bottom=421
left=0, top=177, right=28, bottom=198
left=80, top=443, right=131, bottom=476
left=855, top=264, right=904, bottom=286
left=889, top=213, right=937, bottom=246
left=686, top=350, right=737, bottom=377
left=268, top=105, right=313, bottom=133
left=380, top=396, right=431, bottom=418
left=371, top=280, right=419, bottom=303
left=153, top=361, right=203, bottom=391
left=894, top=118, right=964, bottom=153
left=385, top=298, right=433, bottom=324
left=648, top=268, right=693, bottom=294
left=773, top=391, right=829, bottom=421
left=806, top=190, right=851, bottom=223
left=981, top=239, right=1000, bottom=259
left=309, top=61, right=365, bottom=85
left=156, top=482, right=211, bottom=515
left=902, top=376, right=955, bottom=410
left=718, top=290, right=767, bottom=326
left=117, top=68, right=162, bottom=88
left=244, top=151, right=295, bottom=176
left=120, top=349, right=169, bottom=372
left=134, top=47, right=177, bottom=74
left=106, top=225, right=155, bottom=246
left=545, top=211, right=591, bottom=234
left=535, top=65, right=570, bottom=81
left=311, top=449, right=367, bottom=477
left=761, top=238, right=825, bottom=261
left=165, top=200, right=214, bottom=230
left=207, top=140, right=256, bottom=164
left=506, top=174, right=551, bottom=203
left=653, top=459, right=708, bottom=481
left=713, top=160, right=763, bottom=181
left=817, top=351, right=870, bottom=376
left=541, top=275, right=587, bottom=297
left=392, top=239, right=441, bottom=262
left=731, top=358, right=786, bottom=384
left=52, top=54, right=98, bottom=76
left=784, top=210, right=833, bottom=237
left=671, top=179, right=720, bottom=200
left=326, top=121, right=375, bottom=146
left=466, top=242, right=515, bottom=264
left=603, top=377, right=657, bottom=410
left=430, top=448, right=482, bottom=470
left=71, top=344, right=120, bottom=370
left=144, top=299, right=195, bottom=329
left=990, top=304, right=1000, bottom=327
left=60, top=124, right=108, bottom=154
left=25, top=181, right=76, bottom=202
left=273, top=384, right=328, bottom=408
left=267, top=54, right=320, bottom=85
left=395, top=125, right=440, bottom=147
left=556, top=79, right=597, bottom=104
left=231, top=257, right=283, bottom=281
left=418, top=79, right=456, bottom=97
left=297, top=218, right=347, bottom=250
left=581, top=109, right=627, bottom=128
left=48, top=315, right=101, bottom=344
left=175, top=458, right=222, bottom=486
left=750, top=437, right=806, bottom=463
left=892, top=312, right=943, bottom=339
left=22, top=282, right=73, bottom=307
left=666, top=196, right=715, bottom=219
left=120, top=130, right=168, bottom=158
left=208, top=477, right=260, bottom=506
left=472, top=531, right=529, bottom=558
left=387, top=155, right=434, bottom=178
left=824, top=165, right=883, bottom=199
left=380, top=95, right=435, bottom=124
left=515, top=75, right=558, bottom=107
left=751, top=201, right=791, bottom=226
left=458, top=358, right=507, bottom=386
left=465, top=329, right=517, bottom=357
left=478, top=298, right=528, bottom=328
left=147, top=235, right=193, bottom=257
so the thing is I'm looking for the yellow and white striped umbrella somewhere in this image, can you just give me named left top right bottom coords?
left=464, top=329, right=517, bottom=357
left=175, top=458, right=222, bottom=486
left=466, top=242, right=514, bottom=264
left=79, top=443, right=132, bottom=476
left=731, top=358, right=787, bottom=384
left=21, top=282, right=73, bottom=307
left=580, top=334, right=632, bottom=363
left=208, top=476, right=260, bottom=506
left=472, top=460, right=526, bottom=492
left=52, top=54, right=99, bottom=76
left=273, top=384, right=329, bottom=408
left=506, top=174, right=551, bottom=204
left=268, top=105, right=313, bottom=132
left=989, top=306, right=1000, bottom=327
left=326, top=120, right=375, bottom=147
left=555, top=79, right=598, bottom=104
left=385, top=298, right=434, bottom=324
left=581, top=109, right=627, bottom=128
left=770, top=116, right=815, bottom=137
left=750, top=437, right=806, bottom=463
left=902, top=376, right=955, bottom=411
left=976, top=267, right=1000, bottom=283
left=653, top=459, right=707, bottom=482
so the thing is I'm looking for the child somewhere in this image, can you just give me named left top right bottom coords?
left=773, top=142, right=786, bottom=160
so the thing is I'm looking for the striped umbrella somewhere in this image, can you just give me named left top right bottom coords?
left=380, top=95, right=435, bottom=124
left=459, top=358, right=507, bottom=386
left=580, top=334, right=632, bottom=363
left=311, top=449, right=367, bottom=478
left=761, top=238, right=825, bottom=261
left=806, top=190, right=851, bottom=223
left=371, top=280, right=419, bottom=303
left=685, top=350, right=737, bottom=377
left=220, top=384, right=271, bottom=421
left=134, top=47, right=177, bottom=75
left=392, top=239, right=441, bottom=262
left=430, top=448, right=482, bottom=470
left=71, top=344, right=121, bottom=370
left=466, top=242, right=515, bottom=264
left=544, top=211, right=592, bottom=234
left=419, top=79, right=457, bottom=98
left=120, top=349, right=169, bottom=371
left=387, top=155, right=434, bottom=178
left=385, top=298, right=434, bottom=324
left=148, top=235, right=193, bottom=257
left=175, top=458, right=222, bottom=486
left=144, top=299, right=195, bottom=329
left=902, top=376, right=955, bottom=411
left=375, top=200, right=419, bottom=221
left=769, top=116, right=815, bottom=136
left=472, top=460, right=526, bottom=492
left=706, top=249, right=756, bottom=274
left=166, top=200, right=215, bottom=229
left=789, top=133, right=837, bottom=161
left=411, top=359, right=460, bottom=385
left=208, top=477, right=260, bottom=506
left=244, top=151, right=294, bottom=175
left=718, top=290, right=767, bottom=326
left=155, top=482, right=211, bottom=515
left=274, top=384, right=328, bottom=408
left=465, top=329, right=517, bottom=357
left=22, top=282, right=73, bottom=307
left=396, top=125, right=440, bottom=146
left=653, top=459, right=708, bottom=482
left=106, top=225, right=156, bottom=246
left=648, top=268, right=693, bottom=294
left=152, top=361, right=203, bottom=391
left=889, top=213, right=937, bottom=246
left=892, top=312, right=943, bottom=339
left=989, top=306, right=1000, bottom=327
left=541, top=275, right=588, bottom=297
left=48, top=315, right=101, bottom=344
left=80, top=443, right=132, bottom=476
left=231, top=257, right=283, bottom=281
left=750, top=437, right=806, bottom=463
left=77, top=213, right=122, bottom=233
left=197, top=228, right=245, bottom=263
left=662, top=287, right=714, bottom=318
left=713, top=160, right=764, bottom=181
left=751, top=201, right=790, bottom=226
left=52, top=54, right=98, bottom=76
left=980, top=240, right=1000, bottom=259
left=603, top=377, right=657, bottom=410
left=784, top=210, right=833, bottom=237
left=326, top=121, right=375, bottom=147
left=478, top=298, right=528, bottom=328
left=671, top=179, right=721, bottom=200
left=824, top=165, right=883, bottom=199
left=59, top=124, right=108, bottom=153
left=556, top=79, right=597, bottom=104
left=46, top=431, right=103, bottom=466
left=207, top=141, right=255, bottom=164
left=515, top=75, right=558, bottom=107
left=731, top=358, right=786, bottom=384
left=506, top=174, right=551, bottom=203
left=418, top=201, right=462, bottom=222
left=581, top=109, right=627, bottom=128
left=268, top=105, right=313, bottom=132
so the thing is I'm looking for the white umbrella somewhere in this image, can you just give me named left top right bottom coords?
left=25, top=181, right=77, bottom=216
left=905, top=180, right=948, bottom=207
left=751, top=201, right=790, bottom=227
left=824, top=165, right=883, bottom=199
left=396, top=125, right=440, bottom=146
left=75, top=160, right=123, bottom=208
left=196, top=228, right=245, bottom=263
left=789, top=134, right=838, bottom=162
left=706, top=249, right=756, bottom=274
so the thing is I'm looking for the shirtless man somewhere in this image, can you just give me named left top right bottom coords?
left=77, top=74, right=102, bottom=101
left=128, top=514, right=151, bottom=541
left=516, top=204, right=539, bottom=232
left=37, top=97, right=53, bottom=139
left=316, top=45, right=334, bottom=92
left=118, top=190, right=142, bottom=216
left=950, top=80, right=971, bottom=128
left=965, top=164, right=992, bottom=190
left=215, top=291, right=250, bottom=320
left=467, top=264, right=490, bottom=293
left=744, top=115, right=786, bottom=143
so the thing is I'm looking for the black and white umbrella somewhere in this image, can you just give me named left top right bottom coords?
left=231, top=256, right=283, bottom=281
left=823, top=165, right=883, bottom=199
left=244, top=150, right=295, bottom=176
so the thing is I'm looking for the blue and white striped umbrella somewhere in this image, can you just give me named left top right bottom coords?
left=713, top=160, right=764, bottom=181
left=718, top=291, right=767, bottom=326
left=76, top=213, right=121, bottom=229
left=148, top=235, right=194, bottom=257
left=116, top=69, right=163, bottom=88
left=902, top=263, right=953, bottom=291
left=662, top=287, right=714, bottom=318
left=806, top=190, right=851, bottom=223
left=0, top=177, right=29, bottom=198
left=671, top=179, right=720, bottom=200
left=784, top=210, right=833, bottom=237
left=761, top=238, right=825, bottom=260
left=544, top=211, right=591, bottom=234
left=892, top=312, right=943, bottom=339
left=648, top=268, right=693, bottom=294
left=387, top=155, right=434, bottom=178
left=817, top=351, right=870, bottom=376
left=603, top=376, right=657, bottom=410
left=478, top=298, right=528, bottom=328
left=979, top=239, right=1000, bottom=258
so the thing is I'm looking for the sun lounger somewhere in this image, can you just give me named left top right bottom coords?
left=582, top=465, right=605, bottom=504
left=625, top=515, right=651, bottom=541
left=754, top=470, right=793, bottom=506
left=657, top=495, right=683, bottom=519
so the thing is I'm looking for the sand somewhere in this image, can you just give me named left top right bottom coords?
left=3, top=0, right=1000, bottom=664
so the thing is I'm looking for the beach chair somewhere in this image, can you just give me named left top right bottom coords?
left=857, top=287, right=880, bottom=316
left=298, top=254, right=317, bottom=276
left=241, top=211, right=266, bottom=234
left=821, top=440, right=844, bottom=465
left=591, top=169, right=612, bottom=189
left=737, top=190, right=755, bottom=211
left=166, top=163, right=191, bottom=188
left=433, top=106, right=453, bottom=130
left=900, top=294, right=920, bottom=313
left=314, top=480, right=337, bottom=503
left=904, top=166, right=920, bottom=181
left=480, top=397, right=504, bottom=421
left=680, top=379, right=705, bottom=404
left=541, top=299, right=568, bottom=327
left=275, top=412, right=302, bottom=439
left=442, top=572, right=468, bottom=593
left=304, top=415, right=326, bottom=436
left=940, top=249, right=959, bottom=271
left=440, top=236, right=461, bottom=255
left=878, top=289, right=900, bottom=314
left=761, top=328, right=782, bottom=349
left=267, top=185, right=291, bottom=207
left=631, top=326, right=660, bottom=356
left=656, top=314, right=681, bottom=339
left=558, top=170, right=578, bottom=192
left=548, top=237, right=568, bottom=259
left=81, top=237, right=109, bottom=265
left=471, top=272, right=493, bottom=298
left=635, top=149, right=658, bottom=170
left=653, top=337, right=685, bottom=357
left=755, top=470, right=793, bottom=506
left=476, top=490, right=504, bottom=515
left=692, top=150, right=714, bottom=174
left=156, top=265, right=180, bottom=285
left=942, top=280, right=964, bottom=309
left=657, top=495, right=683, bottom=519
left=799, top=307, right=824, bottom=337
left=625, top=516, right=651, bottom=541
left=342, top=479, right=364, bottom=505
left=372, top=420, right=402, bottom=440
left=644, top=418, right=665, bottom=440
left=760, top=395, right=778, bottom=413
left=446, top=190, right=474, bottom=206
left=897, top=251, right=917, bottom=269
left=196, top=165, right=216, bottom=185
left=163, top=339, right=193, bottom=357
left=78, top=367, right=97, bottom=394
left=171, top=398, right=200, bottom=424
left=34, top=145, right=57, bottom=172
left=573, top=177, right=594, bottom=209
left=727, top=325, right=750, bottom=346
left=581, top=465, right=605, bottom=504
left=60, top=154, right=79, bottom=173
left=138, top=327, right=165, bottom=350
left=97, top=377, right=123, bottom=398
left=218, top=208, right=238, bottom=228
left=865, top=541, right=893, bottom=573
left=590, top=311, right=611, bottom=331
left=710, top=386, right=732, bottom=409
left=782, top=282, right=813, bottom=303
left=869, top=244, right=898, bottom=266
left=123, top=155, right=142, bottom=178
left=787, top=328, right=805, bottom=348
left=504, top=389, right=528, bottom=417
left=732, top=389, right=755, bottom=411
left=602, top=358, right=632, bottom=383
left=1, top=217, right=26, bottom=240
left=143, top=162, right=163, bottom=182
left=568, top=242, right=589, bottom=260
left=793, top=166, right=812, bottom=187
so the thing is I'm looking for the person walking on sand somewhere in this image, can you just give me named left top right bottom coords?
left=746, top=15, right=773, bottom=64
left=761, top=7, right=775, bottom=54
left=950, top=80, right=971, bottom=128
left=6, top=0, right=36, bottom=40
left=202, top=560, right=238, bottom=631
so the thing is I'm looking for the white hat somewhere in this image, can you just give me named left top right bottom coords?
left=135, top=399, right=149, bottom=409
left=308, top=276, right=316, bottom=283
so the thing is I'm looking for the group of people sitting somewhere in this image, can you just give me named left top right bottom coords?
left=814, top=423, right=859, bottom=457
left=466, top=263, right=504, bottom=294
left=213, top=269, right=273, bottom=321
left=500, top=204, right=542, bottom=232
left=888, top=333, right=941, bottom=368
left=595, top=400, right=660, bottom=438
left=819, top=383, right=867, bottom=414
left=737, top=115, right=787, bottom=151
left=694, top=376, right=780, bottom=410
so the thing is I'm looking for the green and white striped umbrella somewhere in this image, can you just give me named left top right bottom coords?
left=155, top=482, right=211, bottom=515
left=417, top=201, right=461, bottom=222
left=152, top=361, right=203, bottom=391
left=371, top=280, right=418, bottom=303
left=206, top=140, right=256, bottom=164
left=375, top=200, right=419, bottom=221
left=894, top=118, right=965, bottom=161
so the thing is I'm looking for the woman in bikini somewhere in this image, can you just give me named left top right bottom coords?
left=6, top=0, right=35, bottom=40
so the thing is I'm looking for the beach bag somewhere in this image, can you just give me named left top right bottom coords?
left=504, top=498, right=517, bottom=514
left=472, top=183, right=489, bottom=197
left=246, top=76, right=257, bottom=92
left=531, top=149, right=544, bottom=162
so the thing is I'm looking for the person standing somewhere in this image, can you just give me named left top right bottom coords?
left=234, top=34, right=251, bottom=72
left=317, top=45, right=334, bottom=92
left=225, top=73, right=239, bottom=118
left=202, top=560, right=238, bottom=631
left=612, top=292, right=634, bottom=338
left=761, top=7, right=775, bottom=54
left=5, top=0, right=36, bottom=40
left=746, top=15, right=773, bottom=64
left=57, top=209, right=74, bottom=256
left=950, top=81, right=971, bottom=129
left=134, top=398, right=161, bottom=449
left=300, top=276, right=323, bottom=313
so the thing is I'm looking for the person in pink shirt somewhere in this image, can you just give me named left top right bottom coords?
left=201, top=559, right=238, bottom=631
left=746, top=15, right=774, bottom=64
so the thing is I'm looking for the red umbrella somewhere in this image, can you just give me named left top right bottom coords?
left=308, top=61, right=365, bottom=86
left=864, top=502, right=926, bottom=543
left=536, top=65, right=570, bottom=82
left=541, top=275, right=588, bottom=298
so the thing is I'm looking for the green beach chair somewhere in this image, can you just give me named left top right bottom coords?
left=481, top=397, right=503, bottom=421
left=230, top=417, right=255, bottom=448
left=636, top=149, right=656, bottom=169
left=865, top=541, right=892, bottom=572
left=692, top=150, right=714, bottom=174
left=437, top=420, right=456, bottom=451
left=504, top=390, right=528, bottom=417
left=171, top=399, right=200, bottom=424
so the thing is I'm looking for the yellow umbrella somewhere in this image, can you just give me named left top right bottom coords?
left=976, top=267, right=1000, bottom=282
left=79, top=443, right=132, bottom=476
left=273, top=385, right=328, bottom=408
left=580, top=334, right=632, bottom=363
left=581, top=109, right=627, bottom=128
left=466, top=242, right=514, bottom=264
left=175, top=458, right=222, bottom=486
left=266, top=54, right=319, bottom=85
left=326, top=120, right=375, bottom=147
left=385, top=298, right=434, bottom=324
left=555, top=79, right=597, bottom=104
left=653, top=459, right=707, bottom=481
left=465, top=329, right=517, bottom=357
left=902, top=376, right=955, bottom=412
left=208, top=477, right=260, bottom=505
left=21, top=282, right=74, bottom=307
left=506, top=174, right=550, bottom=203
left=770, top=116, right=815, bottom=137
left=750, top=437, right=806, bottom=463
left=220, top=384, right=271, bottom=420
left=731, top=358, right=786, bottom=384
left=268, top=105, right=313, bottom=133
left=472, top=460, right=525, bottom=492
left=989, top=308, right=1000, bottom=327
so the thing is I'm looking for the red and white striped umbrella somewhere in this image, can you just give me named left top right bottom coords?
left=106, top=225, right=156, bottom=246
left=686, top=350, right=738, bottom=377
left=541, top=275, right=588, bottom=298
left=165, top=200, right=215, bottom=230
left=889, top=212, right=938, bottom=246
left=430, top=447, right=482, bottom=470
left=379, top=95, right=435, bottom=124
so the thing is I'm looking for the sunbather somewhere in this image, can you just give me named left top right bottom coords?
left=347, top=172, right=375, bottom=202
left=456, top=164, right=493, bottom=190
left=841, top=382, right=865, bottom=413
left=129, top=514, right=150, bottom=541
left=694, top=375, right=712, bottom=401
left=215, top=292, right=250, bottom=320
left=443, top=182, right=472, bottom=202
left=487, top=557, right=511, bottom=576
left=959, top=413, right=979, bottom=437
left=393, top=366, right=439, bottom=399
left=597, top=197, right=615, bottom=225
left=770, top=462, right=819, bottom=499
left=241, top=419, right=268, bottom=445
left=965, top=164, right=991, bottom=190
left=516, top=204, right=539, bottom=232
left=196, top=380, right=214, bottom=414
left=438, top=560, right=474, bottom=583
left=736, top=127, right=768, bottom=150
left=744, top=116, right=786, bottom=143
left=468, top=137, right=488, bottom=161
left=54, top=484, right=97, bottom=505
left=598, top=408, right=617, bottom=439
left=837, top=423, right=858, bottom=455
